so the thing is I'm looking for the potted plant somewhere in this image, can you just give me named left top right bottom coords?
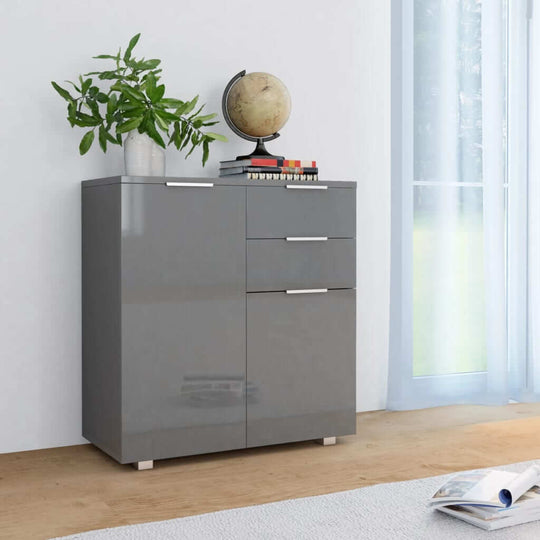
left=51, top=33, right=226, bottom=175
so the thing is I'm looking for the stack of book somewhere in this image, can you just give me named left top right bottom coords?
left=219, top=157, right=318, bottom=181
left=428, top=465, right=540, bottom=531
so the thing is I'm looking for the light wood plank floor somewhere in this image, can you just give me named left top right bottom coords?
left=2, top=403, right=540, bottom=539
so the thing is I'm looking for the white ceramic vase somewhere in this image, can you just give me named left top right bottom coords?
left=124, top=130, right=165, bottom=176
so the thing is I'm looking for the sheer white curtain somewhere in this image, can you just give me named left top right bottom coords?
left=516, top=0, right=540, bottom=400
left=388, top=0, right=511, bottom=409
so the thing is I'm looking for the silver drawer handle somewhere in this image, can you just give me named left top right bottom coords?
left=285, top=237, right=328, bottom=242
left=165, top=182, right=214, bottom=188
left=286, top=288, right=328, bottom=295
left=285, top=185, right=328, bottom=190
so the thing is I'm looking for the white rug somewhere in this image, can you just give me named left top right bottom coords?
left=52, top=460, right=540, bottom=540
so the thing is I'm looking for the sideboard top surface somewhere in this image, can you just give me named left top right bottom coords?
left=82, top=176, right=356, bottom=189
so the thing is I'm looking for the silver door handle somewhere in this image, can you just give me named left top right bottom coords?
left=285, top=289, right=328, bottom=295
left=285, top=237, right=328, bottom=242
left=165, top=182, right=214, bottom=187
left=285, top=185, right=327, bottom=190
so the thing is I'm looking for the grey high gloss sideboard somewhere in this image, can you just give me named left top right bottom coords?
left=82, top=176, right=356, bottom=470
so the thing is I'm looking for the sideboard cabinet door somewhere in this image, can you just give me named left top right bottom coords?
left=120, top=183, right=246, bottom=463
left=246, top=289, right=356, bottom=448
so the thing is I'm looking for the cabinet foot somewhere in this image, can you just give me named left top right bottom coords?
left=316, top=437, right=336, bottom=446
left=133, top=460, right=154, bottom=470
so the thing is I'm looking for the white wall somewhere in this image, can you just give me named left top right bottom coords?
left=0, top=0, right=390, bottom=453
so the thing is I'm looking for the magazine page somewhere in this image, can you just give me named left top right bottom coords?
left=498, top=464, right=540, bottom=507
left=465, top=487, right=540, bottom=518
left=429, top=470, right=516, bottom=507
left=430, top=465, right=540, bottom=509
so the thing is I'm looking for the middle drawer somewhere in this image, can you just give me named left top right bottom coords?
left=247, top=238, right=356, bottom=292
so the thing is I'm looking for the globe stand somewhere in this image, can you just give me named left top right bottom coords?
left=236, top=138, right=284, bottom=161
left=222, top=70, right=287, bottom=162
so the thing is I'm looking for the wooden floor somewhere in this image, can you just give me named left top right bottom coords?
left=2, top=404, right=540, bottom=539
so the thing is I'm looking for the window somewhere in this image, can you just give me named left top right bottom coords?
left=388, top=0, right=516, bottom=409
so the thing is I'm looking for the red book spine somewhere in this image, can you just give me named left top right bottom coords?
left=249, top=158, right=278, bottom=166
left=249, top=159, right=317, bottom=168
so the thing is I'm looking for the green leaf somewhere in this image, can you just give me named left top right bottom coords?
left=205, top=132, right=227, bottom=142
left=74, top=112, right=101, bottom=127
left=150, top=85, right=165, bottom=103
left=197, top=113, right=217, bottom=123
left=107, top=93, right=117, bottom=115
left=87, top=99, right=102, bottom=120
left=177, top=95, right=198, bottom=116
left=72, top=118, right=97, bottom=128
left=123, top=33, right=141, bottom=62
left=155, top=116, right=169, bottom=132
left=180, top=128, right=192, bottom=150
left=121, top=85, right=146, bottom=103
left=153, top=111, right=169, bottom=132
left=169, top=121, right=180, bottom=147
left=105, top=130, right=120, bottom=145
left=188, top=104, right=204, bottom=121
left=98, top=125, right=108, bottom=152
left=185, top=142, right=198, bottom=159
left=145, top=72, right=166, bottom=103
left=122, top=107, right=146, bottom=118
left=116, top=116, right=143, bottom=134
left=88, top=86, right=99, bottom=98
left=139, top=59, right=161, bottom=70
left=79, top=130, right=95, bottom=155
left=144, top=118, right=166, bottom=148
left=96, top=92, right=109, bottom=103
left=93, top=54, right=118, bottom=59
left=82, top=78, right=92, bottom=94
left=154, top=109, right=178, bottom=122
left=51, top=81, right=74, bottom=102
left=202, top=139, right=210, bottom=166
left=161, top=98, right=184, bottom=109
left=171, top=120, right=188, bottom=149
left=67, top=101, right=77, bottom=127
left=119, top=101, right=145, bottom=112
left=98, top=71, right=123, bottom=80
left=65, top=80, right=81, bottom=93
left=145, top=71, right=156, bottom=97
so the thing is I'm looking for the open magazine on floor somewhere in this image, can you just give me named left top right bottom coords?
left=428, top=464, right=540, bottom=531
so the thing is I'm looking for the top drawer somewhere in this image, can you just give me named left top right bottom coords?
left=246, top=185, right=356, bottom=239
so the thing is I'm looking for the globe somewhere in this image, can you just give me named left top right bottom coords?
left=225, top=72, right=291, bottom=138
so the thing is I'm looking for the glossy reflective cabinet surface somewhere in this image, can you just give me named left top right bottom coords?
left=246, top=238, right=356, bottom=292
left=82, top=176, right=356, bottom=466
left=246, top=185, right=356, bottom=239
left=246, top=289, right=356, bottom=447
left=120, top=184, right=246, bottom=463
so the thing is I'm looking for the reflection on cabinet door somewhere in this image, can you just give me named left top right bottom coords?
left=120, top=183, right=246, bottom=463
left=246, top=289, right=356, bottom=448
